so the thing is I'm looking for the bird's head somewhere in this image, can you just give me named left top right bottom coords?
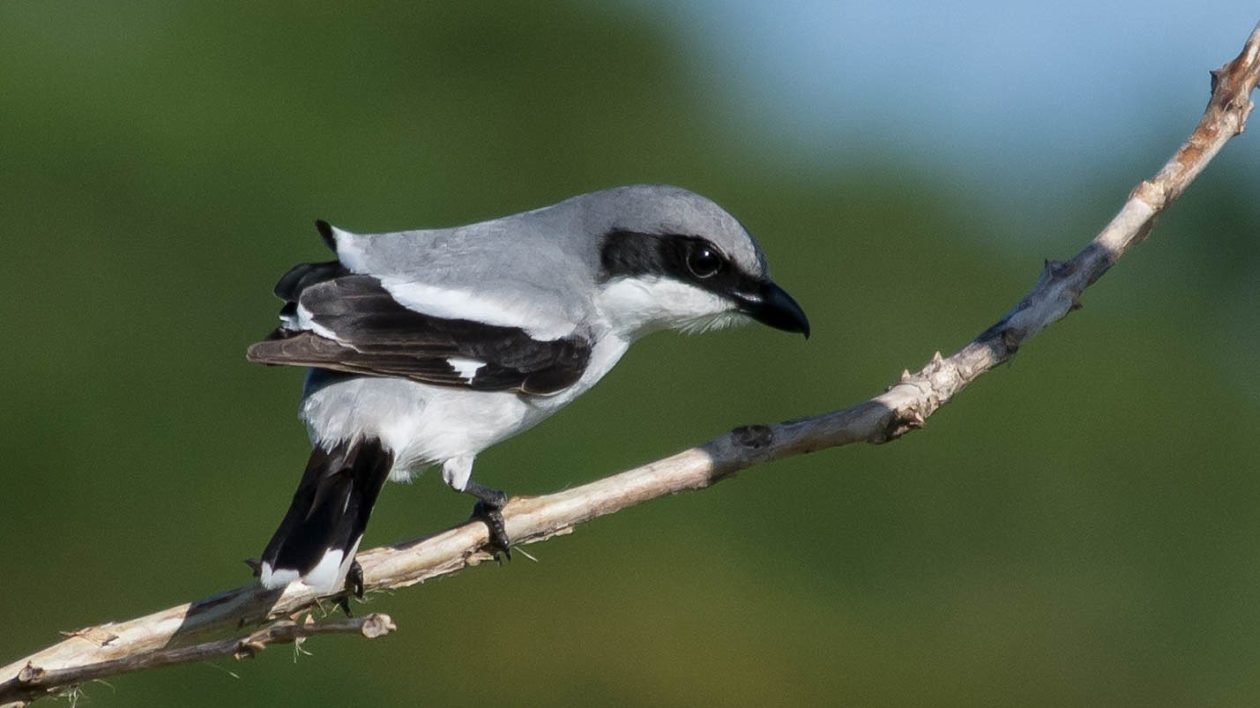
left=579, top=185, right=810, bottom=340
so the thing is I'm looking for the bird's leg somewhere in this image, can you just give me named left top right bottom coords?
left=463, top=480, right=512, bottom=561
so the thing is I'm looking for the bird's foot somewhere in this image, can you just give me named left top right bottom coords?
left=471, top=501, right=511, bottom=562
left=334, top=559, right=365, bottom=617
left=465, top=482, right=511, bottom=562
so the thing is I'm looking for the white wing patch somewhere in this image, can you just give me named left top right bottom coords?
left=296, top=304, right=344, bottom=341
left=446, top=357, right=486, bottom=383
left=379, top=278, right=576, bottom=341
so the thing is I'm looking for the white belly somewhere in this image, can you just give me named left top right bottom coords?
left=298, top=334, right=630, bottom=482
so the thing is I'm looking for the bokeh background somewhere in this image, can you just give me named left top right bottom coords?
left=3, top=2, right=1259, bottom=705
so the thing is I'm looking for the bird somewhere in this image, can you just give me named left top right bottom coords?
left=247, top=184, right=810, bottom=594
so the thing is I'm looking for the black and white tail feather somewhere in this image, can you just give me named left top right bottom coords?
left=257, top=235, right=379, bottom=593
left=259, top=437, right=394, bottom=592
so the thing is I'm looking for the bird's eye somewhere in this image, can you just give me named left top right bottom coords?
left=686, top=245, right=723, bottom=278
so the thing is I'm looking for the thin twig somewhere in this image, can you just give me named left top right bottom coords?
left=2, top=20, right=1257, bottom=708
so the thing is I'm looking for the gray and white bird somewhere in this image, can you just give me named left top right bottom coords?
left=247, top=184, right=809, bottom=593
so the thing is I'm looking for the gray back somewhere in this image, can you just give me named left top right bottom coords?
left=332, top=185, right=768, bottom=327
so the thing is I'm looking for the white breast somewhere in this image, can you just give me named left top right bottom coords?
left=297, top=334, right=631, bottom=482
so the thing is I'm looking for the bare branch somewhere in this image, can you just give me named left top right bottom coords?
left=3, top=19, right=1257, bottom=708
left=3, top=615, right=394, bottom=706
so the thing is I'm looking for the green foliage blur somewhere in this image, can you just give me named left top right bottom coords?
left=2, top=3, right=1259, bottom=706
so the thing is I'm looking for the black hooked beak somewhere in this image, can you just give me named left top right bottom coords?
left=735, top=280, right=811, bottom=338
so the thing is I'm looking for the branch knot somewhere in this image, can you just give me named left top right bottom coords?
left=731, top=424, right=774, bottom=450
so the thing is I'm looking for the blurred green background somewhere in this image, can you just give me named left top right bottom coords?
left=3, top=2, right=1259, bottom=706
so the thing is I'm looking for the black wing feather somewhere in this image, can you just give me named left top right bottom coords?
left=248, top=272, right=590, bottom=395
left=274, top=260, right=347, bottom=301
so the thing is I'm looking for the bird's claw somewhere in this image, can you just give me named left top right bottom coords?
left=471, top=499, right=512, bottom=562
left=334, top=559, right=365, bottom=616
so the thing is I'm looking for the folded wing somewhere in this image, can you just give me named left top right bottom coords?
left=247, top=271, right=591, bottom=396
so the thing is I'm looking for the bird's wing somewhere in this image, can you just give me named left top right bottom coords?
left=320, top=219, right=593, bottom=342
left=247, top=274, right=592, bottom=396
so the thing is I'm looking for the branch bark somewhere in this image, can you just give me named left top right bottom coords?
left=3, top=20, right=1258, bottom=708
left=6, top=614, right=394, bottom=705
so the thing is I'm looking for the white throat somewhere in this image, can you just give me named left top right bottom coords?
left=594, top=276, right=748, bottom=340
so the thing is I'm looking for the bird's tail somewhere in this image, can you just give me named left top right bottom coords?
left=259, top=437, right=394, bottom=593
